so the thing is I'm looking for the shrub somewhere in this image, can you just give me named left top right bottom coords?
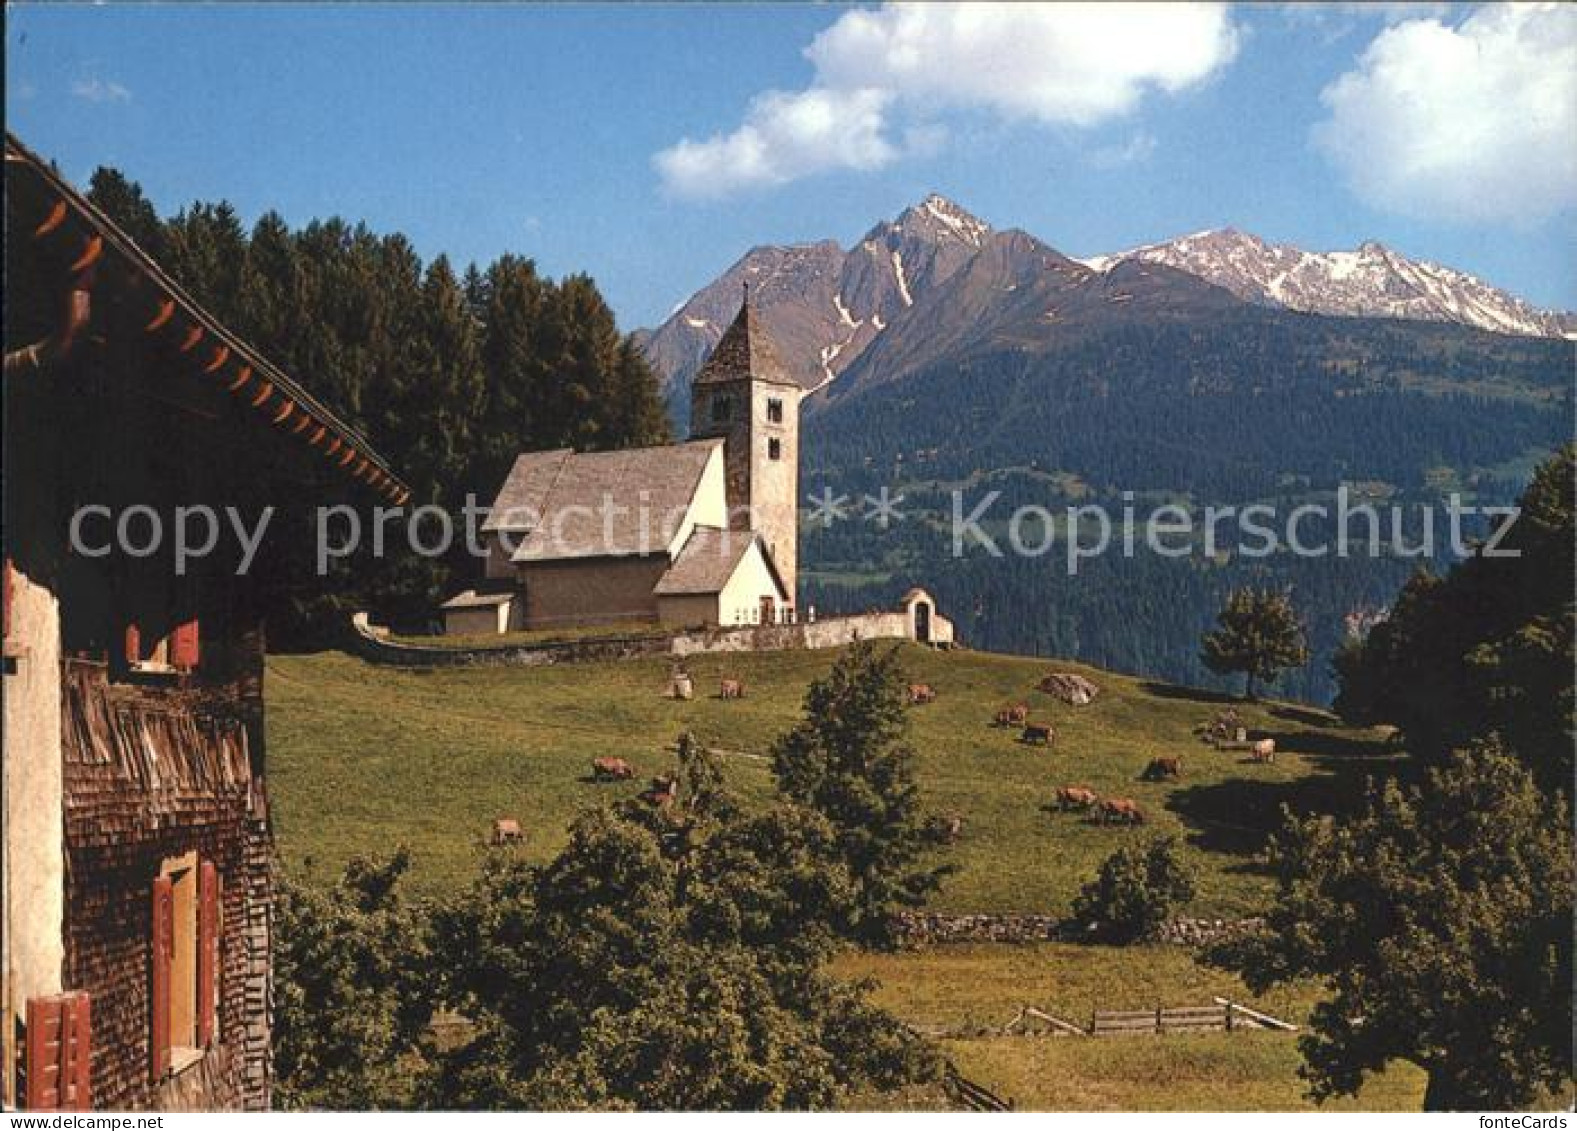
left=1071, top=836, right=1196, bottom=943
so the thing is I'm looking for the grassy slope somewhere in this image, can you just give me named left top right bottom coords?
left=834, top=944, right=1426, bottom=1111
left=267, top=643, right=1398, bottom=914
left=266, top=644, right=1419, bottom=1111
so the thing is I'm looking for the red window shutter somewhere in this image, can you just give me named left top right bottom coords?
left=150, top=876, right=173, bottom=1080
left=61, top=993, right=92, bottom=1111
left=124, top=621, right=142, bottom=666
left=171, top=617, right=201, bottom=671
left=24, top=995, right=64, bottom=1110
left=197, top=861, right=220, bottom=1047
left=23, top=992, right=90, bottom=1111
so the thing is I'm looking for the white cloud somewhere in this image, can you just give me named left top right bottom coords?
left=70, top=77, right=131, bottom=104
left=656, top=87, right=896, bottom=200
left=654, top=2, right=1238, bottom=199
left=1314, top=3, right=1577, bottom=224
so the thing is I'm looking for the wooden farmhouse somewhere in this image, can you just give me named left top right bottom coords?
left=448, top=297, right=801, bottom=634
left=2, top=135, right=407, bottom=1111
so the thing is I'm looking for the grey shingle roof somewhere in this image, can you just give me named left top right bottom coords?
left=483, top=439, right=723, bottom=561
left=692, top=298, right=799, bottom=388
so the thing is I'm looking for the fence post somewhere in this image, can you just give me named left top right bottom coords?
left=1225, top=1000, right=1233, bottom=1032
left=1156, top=1004, right=1163, bottom=1033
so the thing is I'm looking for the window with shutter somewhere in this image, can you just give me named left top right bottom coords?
left=23, top=992, right=92, bottom=1111
left=171, top=616, right=200, bottom=671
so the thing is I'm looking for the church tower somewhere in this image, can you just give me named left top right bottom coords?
left=689, top=294, right=802, bottom=608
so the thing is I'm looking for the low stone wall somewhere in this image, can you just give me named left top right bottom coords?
left=349, top=613, right=674, bottom=667
left=349, top=611, right=944, bottom=668
left=892, top=912, right=1264, bottom=948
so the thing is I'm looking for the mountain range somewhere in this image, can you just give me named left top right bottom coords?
left=636, top=196, right=1575, bottom=425
left=634, top=195, right=1572, bottom=703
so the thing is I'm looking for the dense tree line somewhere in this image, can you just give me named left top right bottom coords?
left=805, top=543, right=1414, bottom=703
left=1208, top=447, right=1574, bottom=1110
left=808, top=322, right=1569, bottom=503
left=1332, top=445, right=1574, bottom=792
left=87, top=168, right=670, bottom=639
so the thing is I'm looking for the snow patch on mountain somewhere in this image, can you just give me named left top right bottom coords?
left=918, top=194, right=990, bottom=248
left=892, top=251, right=913, bottom=306
left=1087, top=228, right=1576, bottom=339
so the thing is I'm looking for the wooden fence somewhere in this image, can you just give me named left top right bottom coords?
left=942, top=1063, right=1013, bottom=1112
left=1092, top=1004, right=1232, bottom=1036
left=1088, top=999, right=1298, bottom=1037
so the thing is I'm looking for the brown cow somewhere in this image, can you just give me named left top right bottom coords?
left=1141, top=756, right=1182, bottom=781
left=908, top=683, right=938, bottom=705
left=1055, top=785, right=1099, bottom=812
left=1100, top=798, right=1146, bottom=825
left=491, top=817, right=524, bottom=845
left=932, top=813, right=965, bottom=844
left=719, top=678, right=746, bottom=699
left=592, top=756, right=635, bottom=781
left=639, top=774, right=678, bottom=808
left=1021, top=722, right=1055, bottom=746
left=1249, top=738, right=1276, bottom=764
left=994, top=702, right=1030, bottom=727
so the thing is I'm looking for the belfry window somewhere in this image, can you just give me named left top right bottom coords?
left=766, top=397, right=784, bottom=423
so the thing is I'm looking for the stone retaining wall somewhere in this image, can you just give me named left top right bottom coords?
left=892, top=912, right=1264, bottom=947
left=349, top=611, right=949, bottom=668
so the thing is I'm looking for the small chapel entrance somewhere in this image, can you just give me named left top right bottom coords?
left=914, top=599, right=931, bottom=643
left=759, top=595, right=776, bottom=625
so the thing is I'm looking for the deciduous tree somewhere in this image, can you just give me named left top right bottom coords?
left=1200, top=587, right=1309, bottom=700
left=1211, top=743, right=1573, bottom=1110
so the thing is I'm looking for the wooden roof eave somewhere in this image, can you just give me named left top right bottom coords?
left=4, top=132, right=411, bottom=505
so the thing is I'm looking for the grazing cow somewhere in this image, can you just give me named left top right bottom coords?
left=491, top=817, right=524, bottom=845
left=1100, top=798, right=1146, bottom=825
left=1055, top=785, right=1100, bottom=812
left=908, top=683, right=938, bottom=705
left=592, top=756, right=635, bottom=781
left=1141, top=756, right=1182, bottom=781
left=639, top=774, right=678, bottom=808
left=994, top=702, right=1030, bottom=727
left=1249, top=738, right=1276, bottom=764
left=929, top=813, right=965, bottom=844
left=1021, top=722, right=1055, bottom=746
left=719, top=678, right=746, bottom=700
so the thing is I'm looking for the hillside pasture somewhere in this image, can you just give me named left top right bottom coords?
left=266, top=644, right=1400, bottom=915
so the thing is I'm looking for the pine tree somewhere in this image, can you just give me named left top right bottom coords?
left=770, top=643, right=953, bottom=943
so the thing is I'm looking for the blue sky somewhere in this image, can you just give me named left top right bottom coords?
left=7, top=3, right=1574, bottom=328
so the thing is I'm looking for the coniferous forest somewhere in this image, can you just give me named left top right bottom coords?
left=85, top=168, right=671, bottom=638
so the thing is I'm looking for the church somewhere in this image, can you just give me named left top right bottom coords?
left=444, top=297, right=802, bottom=634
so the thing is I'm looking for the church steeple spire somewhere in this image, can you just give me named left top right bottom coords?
left=687, top=294, right=802, bottom=608
left=692, top=293, right=795, bottom=389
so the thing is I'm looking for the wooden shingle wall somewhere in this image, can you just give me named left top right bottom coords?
left=60, top=660, right=271, bottom=1111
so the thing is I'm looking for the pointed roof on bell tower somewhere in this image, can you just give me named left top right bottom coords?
left=692, top=285, right=797, bottom=389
